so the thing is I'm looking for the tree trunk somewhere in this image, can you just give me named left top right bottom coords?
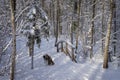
left=10, top=0, right=16, bottom=80
left=55, top=0, right=59, bottom=46
left=51, top=0, right=55, bottom=36
left=76, top=0, right=81, bottom=50
left=102, top=0, right=105, bottom=54
left=49, top=2, right=52, bottom=20
left=41, top=0, right=45, bottom=9
left=28, top=35, right=35, bottom=69
left=90, top=0, right=95, bottom=59
left=113, top=0, right=116, bottom=56
left=71, top=29, right=74, bottom=61
left=103, top=0, right=113, bottom=69
left=71, top=0, right=78, bottom=62
left=58, top=0, right=61, bottom=35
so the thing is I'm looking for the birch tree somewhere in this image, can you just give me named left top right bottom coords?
left=103, top=0, right=113, bottom=69
left=10, top=0, right=16, bottom=80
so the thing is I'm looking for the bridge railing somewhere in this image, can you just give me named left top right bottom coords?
left=55, top=40, right=77, bottom=63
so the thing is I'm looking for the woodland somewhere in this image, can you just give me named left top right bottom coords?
left=0, top=0, right=120, bottom=80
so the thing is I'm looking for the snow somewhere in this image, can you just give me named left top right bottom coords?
left=1, top=36, right=120, bottom=80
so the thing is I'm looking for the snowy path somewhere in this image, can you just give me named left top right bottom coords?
left=1, top=36, right=120, bottom=80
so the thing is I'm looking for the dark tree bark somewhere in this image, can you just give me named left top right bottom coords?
left=90, top=0, right=95, bottom=59
left=49, top=1, right=52, bottom=20
left=71, top=0, right=78, bottom=62
left=102, top=0, right=105, bottom=53
left=28, top=34, right=35, bottom=69
left=76, top=0, right=81, bottom=50
left=51, top=0, right=55, bottom=35
left=55, top=0, right=59, bottom=46
left=113, top=0, right=116, bottom=56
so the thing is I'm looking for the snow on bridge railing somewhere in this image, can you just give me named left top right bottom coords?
left=55, top=40, right=77, bottom=63
left=55, top=40, right=75, bottom=49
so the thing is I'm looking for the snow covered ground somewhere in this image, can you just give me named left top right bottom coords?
left=1, top=36, right=120, bottom=80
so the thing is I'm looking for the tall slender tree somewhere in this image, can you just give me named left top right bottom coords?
left=51, top=0, right=55, bottom=35
left=113, top=0, right=116, bottom=56
left=90, top=0, right=95, bottom=59
left=49, top=1, right=52, bottom=20
left=10, top=0, right=16, bottom=80
left=55, top=0, right=60, bottom=46
left=103, top=0, right=114, bottom=69
left=71, top=0, right=78, bottom=62
left=102, top=0, right=105, bottom=53
left=76, top=0, right=81, bottom=50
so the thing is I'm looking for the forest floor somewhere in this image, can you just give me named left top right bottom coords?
left=1, top=36, right=120, bottom=80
